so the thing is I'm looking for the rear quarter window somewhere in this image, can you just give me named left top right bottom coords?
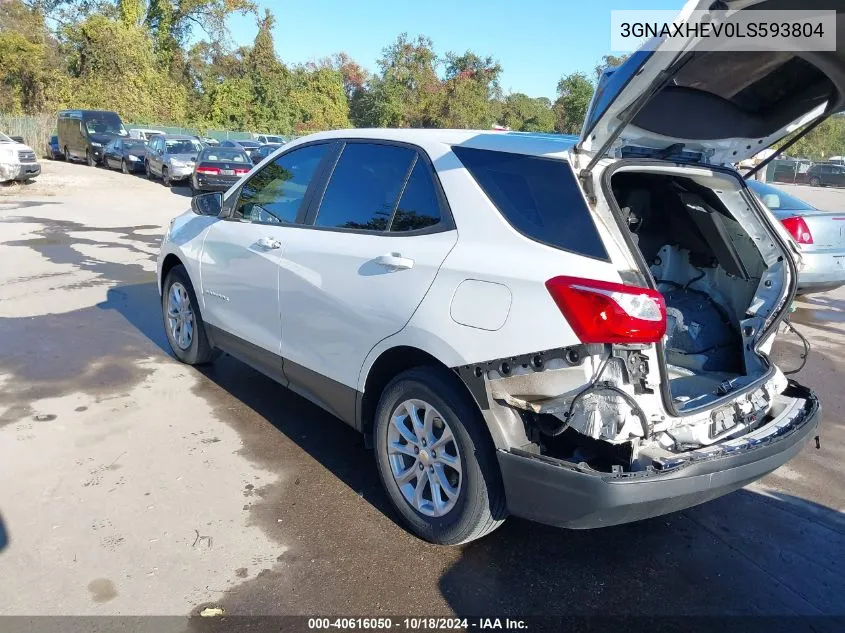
left=452, top=146, right=608, bottom=260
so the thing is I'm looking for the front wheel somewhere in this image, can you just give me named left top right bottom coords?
left=162, top=166, right=171, bottom=187
left=810, top=176, right=821, bottom=187
left=161, top=265, right=217, bottom=365
left=121, top=159, right=129, bottom=175
left=146, top=161, right=154, bottom=180
left=86, top=150, right=95, bottom=167
left=373, top=366, right=506, bottom=545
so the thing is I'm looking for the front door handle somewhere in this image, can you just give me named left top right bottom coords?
left=256, top=236, right=282, bottom=250
left=375, top=253, right=414, bottom=270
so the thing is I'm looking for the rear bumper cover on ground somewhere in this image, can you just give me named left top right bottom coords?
left=498, top=382, right=820, bottom=529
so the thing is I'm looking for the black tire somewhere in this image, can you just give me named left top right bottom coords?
left=146, top=161, right=154, bottom=180
left=373, top=366, right=506, bottom=545
left=162, top=166, right=171, bottom=187
left=86, top=149, right=95, bottom=167
left=121, top=159, right=129, bottom=175
left=161, top=265, right=218, bottom=365
left=810, top=176, right=821, bottom=187
left=189, top=180, right=197, bottom=196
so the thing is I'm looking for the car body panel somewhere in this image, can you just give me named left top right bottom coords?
left=747, top=179, right=845, bottom=292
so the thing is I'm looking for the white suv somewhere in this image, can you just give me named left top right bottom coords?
left=158, top=6, right=837, bottom=543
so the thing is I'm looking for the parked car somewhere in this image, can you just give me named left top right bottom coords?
left=249, top=143, right=282, bottom=164
left=103, top=137, right=148, bottom=174
left=190, top=147, right=251, bottom=194
left=768, top=158, right=811, bottom=184
left=219, top=139, right=261, bottom=159
left=252, top=133, right=285, bottom=144
left=747, top=179, right=845, bottom=294
left=128, top=128, right=164, bottom=142
left=0, top=132, right=41, bottom=182
left=145, top=134, right=203, bottom=186
left=806, top=162, right=845, bottom=187
left=158, top=2, right=835, bottom=543
left=58, top=109, right=128, bottom=166
left=200, top=137, right=220, bottom=146
left=45, top=134, right=63, bottom=160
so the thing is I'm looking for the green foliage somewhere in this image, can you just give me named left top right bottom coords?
left=553, top=72, right=594, bottom=135
left=782, top=116, right=845, bottom=161
left=5, top=0, right=842, bottom=163
left=497, top=93, right=555, bottom=132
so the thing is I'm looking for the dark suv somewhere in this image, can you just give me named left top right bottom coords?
left=806, top=162, right=845, bottom=187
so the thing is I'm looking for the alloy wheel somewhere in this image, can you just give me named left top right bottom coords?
left=386, top=399, right=462, bottom=517
left=166, top=282, right=194, bottom=350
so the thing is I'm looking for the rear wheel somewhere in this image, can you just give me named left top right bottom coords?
left=809, top=176, right=821, bottom=187
left=161, top=265, right=217, bottom=365
left=373, top=366, right=506, bottom=545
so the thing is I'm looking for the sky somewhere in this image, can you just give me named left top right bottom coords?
left=226, top=0, right=684, bottom=101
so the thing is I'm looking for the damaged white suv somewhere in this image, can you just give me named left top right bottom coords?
left=158, top=1, right=835, bottom=544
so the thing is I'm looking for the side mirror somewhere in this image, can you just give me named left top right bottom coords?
left=192, top=192, right=224, bottom=216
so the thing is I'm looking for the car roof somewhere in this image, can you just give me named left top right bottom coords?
left=292, top=128, right=580, bottom=158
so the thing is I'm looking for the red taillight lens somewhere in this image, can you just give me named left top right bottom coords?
left=545, top=276, right=666, bottom=344
left=196, top=166, right=220, bottom=175
left=234, top=167, right=250, bottom=175
left=781, top=216, right=813, bottom=244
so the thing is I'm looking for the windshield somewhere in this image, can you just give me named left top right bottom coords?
left=0, top=133, right=12, bottom=143
left=238, top=141, right=260, bottom=148
left=83, top=112, right=127, bottom=137
left=747, top=180, right=815, bottom=211
left=263, top=136, right=283, bottom=144
left=124, top=140, right=146, bottom=150
left=166, top=139, right=202, bottom=154
left=201, top=148, right=250, bottom=162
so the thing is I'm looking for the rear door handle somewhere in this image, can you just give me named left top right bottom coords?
left=257, top=236, right=282, bottom=250
left=375, top=253, right=414, bottom=270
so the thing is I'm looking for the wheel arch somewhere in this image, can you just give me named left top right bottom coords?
left=357, top=343, right=518, bottom=451
left=159, top=253, right=185, bottom=294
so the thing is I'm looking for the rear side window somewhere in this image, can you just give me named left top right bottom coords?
left=315, top=143, right=416, bottom=230
left=390, top=160, right=442, bottom=232
left=452, top=146, right=608, bottom=260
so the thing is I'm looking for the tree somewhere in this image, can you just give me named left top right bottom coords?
left=497, top=93, right=555, bottom=132
left=64, top=13, right=188, bottom=122
left=375, top=33, right=440, bottom=127
left=553, top=72, right=594, bottom=135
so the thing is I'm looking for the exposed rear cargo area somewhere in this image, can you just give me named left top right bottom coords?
left=608, top=166, right=792, bottom=413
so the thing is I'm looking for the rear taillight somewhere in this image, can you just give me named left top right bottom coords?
left=196, top=166, right=220, bottom=175
left=781, top=216, right=813, bottom=244
left=234, top=167, right=250, bottom=175
left=545, top=276, right=666, bottom=344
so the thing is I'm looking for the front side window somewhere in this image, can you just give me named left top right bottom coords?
left=233, top=143, right=330, bottom=224
left=452, top=146, right=608, bottom=260
left=315, top=143, right=416, bottom=231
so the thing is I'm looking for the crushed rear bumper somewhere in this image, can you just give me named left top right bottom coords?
left=498, top=381, right=820, bottom=529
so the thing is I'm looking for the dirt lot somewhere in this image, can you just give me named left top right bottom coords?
left=1, top=159, right=844, bottom=626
